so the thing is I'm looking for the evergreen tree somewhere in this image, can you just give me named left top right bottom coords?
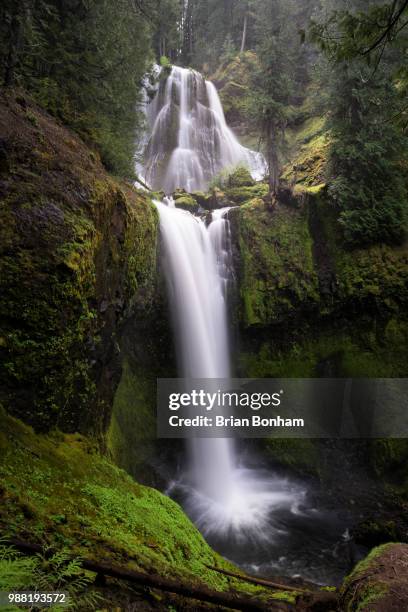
left=310, top=0, right=408, bottom=246
left=248, top=0, right=295, bottom=195
left=326, top=60, right=407, bottom=246
left=0, top=0, right=155, bottom=178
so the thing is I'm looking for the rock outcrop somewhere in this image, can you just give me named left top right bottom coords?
left=0, top=90, right=158, bottom=438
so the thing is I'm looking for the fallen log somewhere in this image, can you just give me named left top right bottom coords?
left=4, top=538, right=284, bottom=611
left=206, top=564, right=339, bottom=610
left=205, top=564, right=307, bottom=593
left=134, top=174, right=152, bottom=191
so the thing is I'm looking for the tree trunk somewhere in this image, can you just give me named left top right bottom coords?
left=4, top=2, right=26, bottom=86
left=240, top=13, right=248, bottom=53
left=266, top=123, right=279, bottom=196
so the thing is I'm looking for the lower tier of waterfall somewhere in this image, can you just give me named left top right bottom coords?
left=155, top=199, right=362, bottom=586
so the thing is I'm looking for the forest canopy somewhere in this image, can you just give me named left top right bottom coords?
left=1, top=0, right=407, bottom=246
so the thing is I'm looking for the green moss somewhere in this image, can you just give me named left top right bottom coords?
left=0, top=410, right=299, bottom=605
left=282, top=114, right=330, bottom=188
left=191, top=190, right=211, bottom=209
left=354, top=585, right=389, bottom=611
left=263, top=439, right=320, bottom=477
left=226, top=166, right=255, bottom=188
left=239, top=319, right=408, bottom=379
left=0, top=93, right=158, bottom=436
left=340, top=543, right=408, bottom=611
left=314, top=196, right=408, bottom=312
left=341, top=545, right=394, bottom=611
left=0, top=411, right=224, bottom=586
left=225, top=182, right=268, bottom=204
left=107, top=357, right=156, bottom=476
left=236, top=202, right=319, bottom=327
left=173, top=194, right=198, bottom=212
left=347, top=544, right=393, bottom=582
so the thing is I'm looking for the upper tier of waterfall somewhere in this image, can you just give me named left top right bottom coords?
left=143, top=66, right=265, bottom=193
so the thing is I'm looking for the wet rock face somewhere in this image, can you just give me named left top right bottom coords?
left=340, top=543, right=408, bottom=611
left=0, top=91, right=158, bottom=438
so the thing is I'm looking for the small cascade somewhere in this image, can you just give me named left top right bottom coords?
left=144, top=66, right=265, bottom=193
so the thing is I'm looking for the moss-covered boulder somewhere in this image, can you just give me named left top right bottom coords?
left=0, top=90, right=158, bottom=437
left=224, top=182, right=269, bottom=205
left=191, top=190, right=212, bottom=209
left=226, top=165, right=255, bottom=188
left=340, top=544, right=408, bottom=610
left=207, top=186, right=230, bottom=209
left=173, top=193, right=199, bottom=213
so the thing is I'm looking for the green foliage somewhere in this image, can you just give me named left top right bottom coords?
left=326, top=62, right=407, bottom=246
left=0, top=0, right=154, bottom=177
left=308, top=2, right=408, bottom=247
left=209, top=164, right=254, bottom=189
left=0, top=541, right=100, bottom=610
left=0, top=411, right=293, bottom=605
left=160, top=55, right=172, bottom=75
left=309, top=1, right=408, bottom=66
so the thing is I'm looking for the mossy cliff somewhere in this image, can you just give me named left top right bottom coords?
left=211, top=51, right=259, bottom=145
left=235, top=191, right=408, bottom=377
left=0, top=90, right=158, bottom=438
left=223, top=107, right=408, bottom=515
left=107, top=293, right=176, bottom=481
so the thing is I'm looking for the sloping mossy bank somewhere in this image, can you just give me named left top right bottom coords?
left=0, top=89, right=158, bottom=438
left=0, top=410, right=299, bottom=609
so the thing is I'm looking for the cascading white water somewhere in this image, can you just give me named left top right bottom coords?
left=144, top=66, right=265, bottom=193
left=155, top=202, right=235, bottom=503
left=146, top=66, right=353, bottom=581
left=147, top=64, right=304, bottom=541
left=156, top=200, right=305, bottom=539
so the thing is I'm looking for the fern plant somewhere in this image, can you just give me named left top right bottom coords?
left=0, top=541, right=101, bottom=611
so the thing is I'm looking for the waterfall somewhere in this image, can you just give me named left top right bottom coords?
left=150, top=65, right=303, bottom=544
left=145, top=65, right=351, bottom=582
left=156, top=201, right=304, bottom=541
left=144, top=66, right=265, bottom=193
left=155, top=202, right=235, bottom=503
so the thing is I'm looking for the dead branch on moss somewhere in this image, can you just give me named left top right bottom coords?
left=4, top=538, right=286, bottom=611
